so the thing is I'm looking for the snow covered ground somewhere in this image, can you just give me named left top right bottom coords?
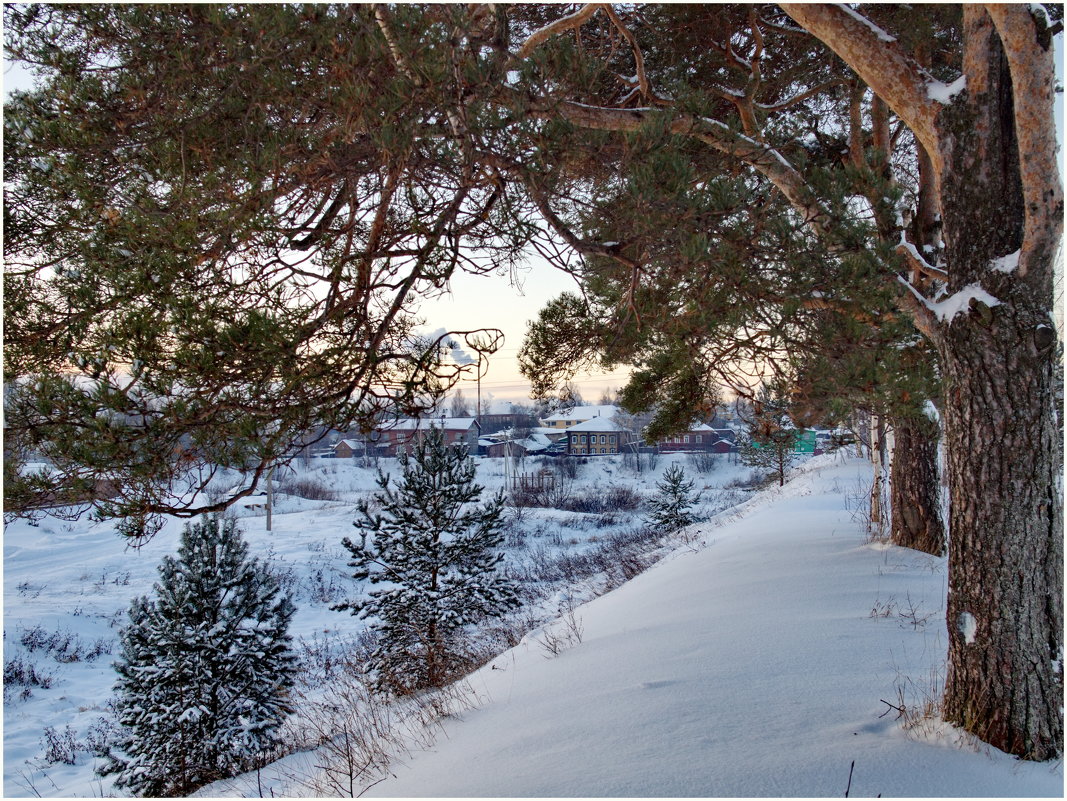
left=4, top=450, right=748, bottom=797
left=5, top=452, right=1062, bottom=797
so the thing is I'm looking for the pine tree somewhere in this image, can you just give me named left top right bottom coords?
left=101, top=516, right=296, bottom=797
left=646, top=464, right=701, bottom=533
left=336, top=427, right=518, bottom=695
left=738, top=384, right=801, bottom=488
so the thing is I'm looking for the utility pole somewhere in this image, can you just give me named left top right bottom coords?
left=266, top=464, right=274, bottom=533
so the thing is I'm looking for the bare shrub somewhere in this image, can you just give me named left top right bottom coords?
left=623, top=449, right=659, bottom=474
left=503, top=522, right=527, bottom=549
left=281, top=656, right=483, bottom=797
left=687, top=450, right=718, bottom=474
left=284, top=669, right=401, bottom=797
left=869, top=594, right=935, bottom=630
left=538, top=607, right=584, bottom=657
left=305, top=565, right=347, bottom=604
left=514, top=525, right=663, bottom=590
left=702, top=488, right=746, bottom=516
left=510, top=472, right=575, bottom=510
left=554, top=485, right=642, bottom=514
left=279, top=477, right=338, bottom=501
left=40, top=725, right=79, bottom=765
left=83, top=716, right=122, bottom=759
left=4, top=656, right=55, bottom=700
left=877, top=663, right=981, bottom=751
left=555, top=456, right=584, bottom=480
left=724, top=472, right=767, bottom=491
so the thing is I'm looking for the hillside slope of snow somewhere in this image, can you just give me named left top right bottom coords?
left=8, top=453, right=1062, bottom=797
left=344, top=457, right=1060, bottom=798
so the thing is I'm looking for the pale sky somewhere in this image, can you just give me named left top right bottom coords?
left=413, top=260, right=632, bottom=404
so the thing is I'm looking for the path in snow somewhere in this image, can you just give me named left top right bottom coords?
left=352, top=458, right=1060, bottom=797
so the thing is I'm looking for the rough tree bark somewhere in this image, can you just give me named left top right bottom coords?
left=889, top=416, right=944, bottom=556
left=934, top=6, right=1062, bottom=759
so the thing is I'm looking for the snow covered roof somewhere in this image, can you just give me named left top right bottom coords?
left=334, top=439, right=364, bottom=449
left=381, top=417, right=478, bottom=432
left=566, top=417, right=631, bottom=433
left=488, top=434, right=550, bottom=453
left=542, top=405, right=620, bottom=423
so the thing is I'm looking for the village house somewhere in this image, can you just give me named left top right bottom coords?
left=332, top=438, right=367, bottom=459
left=658, top=423, right=737, bottom=453
left=484, top=430, right=552, bottom=458
left=374, top=416, right=480, bottom=457
left=566, top=417, right=634, bottom=456
left=540, top=405, right=621, bottom=442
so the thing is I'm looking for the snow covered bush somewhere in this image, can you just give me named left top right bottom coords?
left=336, top=428, right=519, bottom=695
left=646, top=464, right=701, bottom=534
left=100, top=516, right=296, bottom=797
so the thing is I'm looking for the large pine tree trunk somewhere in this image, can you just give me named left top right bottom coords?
left=781, top=1, right=1062, bottom=759
left=934, top=8, right=1063, bottom=758
left=938, top=311, right=1062, bottom=759
left=889, top=416, right=944, bottom=556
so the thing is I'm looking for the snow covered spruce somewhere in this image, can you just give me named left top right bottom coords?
left=100, top=516, right=296, bottom=797
left=335, top=429, right=519, bottom=695
left=645, top=464, right=702, bottom=534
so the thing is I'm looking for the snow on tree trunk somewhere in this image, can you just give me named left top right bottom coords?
left=869, top=414, right=886, bottom=538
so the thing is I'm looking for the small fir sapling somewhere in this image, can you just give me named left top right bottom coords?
left=100, top=516, right=296, bottom=797
left=335, top=427, right=519, bottom=695
left=738, top=383, right=802, bottom=487
left=646, top=464, right=702, bottom=533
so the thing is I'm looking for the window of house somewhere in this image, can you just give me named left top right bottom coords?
left=684, top=435, right=690, bottom=443
left=580, top=435, right=587, bottom=443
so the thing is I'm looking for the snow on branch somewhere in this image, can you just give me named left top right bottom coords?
left=896, top=274, right=1002, bottom=326
left=785, top=5, right=944, bottom=181
left=603, top=6, right=657, bottom=105
left=926, top=75, right=967, bottom=104
left=838, top=4, right=897, bottom=42
left=989, top=250, right=1020, bottom=274
left=985, top=4, right=1064, bottom=280
left=896, top=236, right=949, bottom=282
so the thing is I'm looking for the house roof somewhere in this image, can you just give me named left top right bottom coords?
left=567, top=417, right=630, bottom=433
left=380, top=417, right=478, bottom=432
left=541, top=404, right=619, bottom=423
left=488, top=436, right=549, bottom=453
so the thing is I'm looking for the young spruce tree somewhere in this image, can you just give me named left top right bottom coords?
left=101, top=516, right=296, bottom=797
left=646, top=464, right=702, bottom=533
left=738, top=384, right=802, bottom=488
left=337, top=427, right=518, bottom=695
